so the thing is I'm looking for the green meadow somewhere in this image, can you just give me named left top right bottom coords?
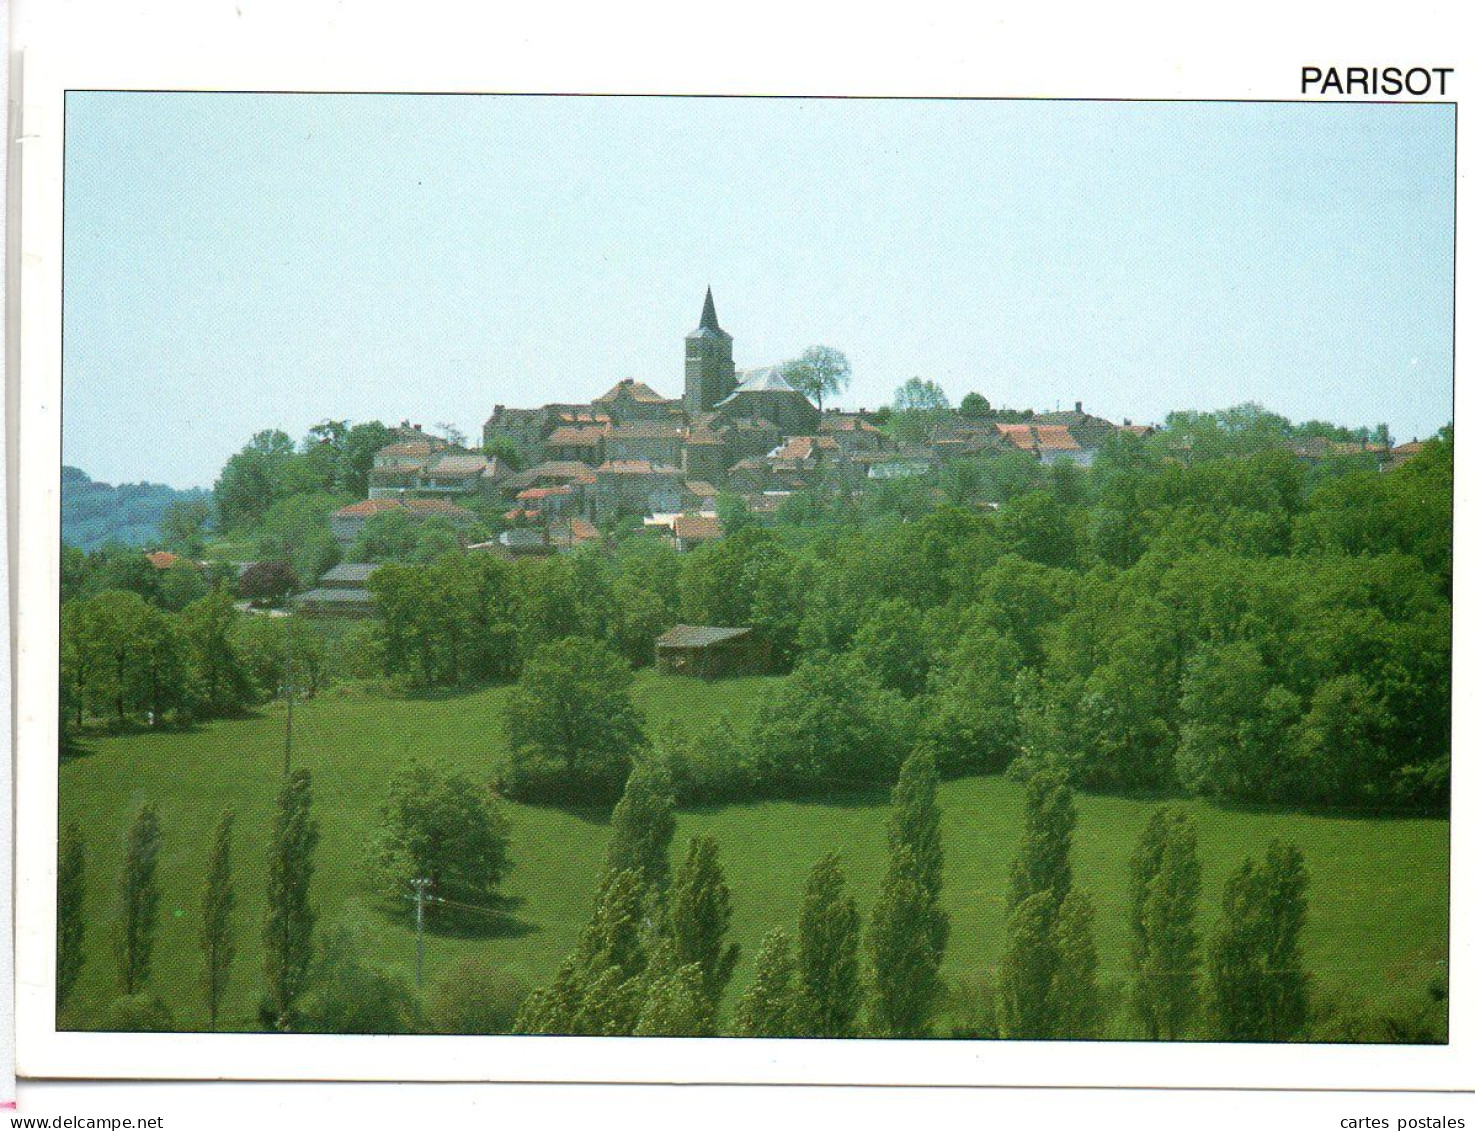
left=59, top=672, right=1449, bottom=1034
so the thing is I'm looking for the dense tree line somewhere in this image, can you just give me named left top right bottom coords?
left=357, top=411, right=1449, bottom=814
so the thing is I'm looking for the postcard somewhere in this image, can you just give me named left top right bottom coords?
left=9, top=41, right=1468, bottom=1092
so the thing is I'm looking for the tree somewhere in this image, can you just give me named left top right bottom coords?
left=996, top=890, right=1058, bottom=1039
left=1208, top=840, right=1311, bottom=1041
left=180, top=588, right=255, bottom=717
left=516, top=869, right=652, bottom=1036
left=667, top=836, right=740, bottom=1010
left=336, top=420, right=394, bottom=496
left=1048, top=889, right=1103, bottom=1038
left=849, top=598, right=929, bottom=697
left=1176, top=641, right=1299, bottom=802
left=200, top=807, right=238, bottom=1031
left=780, top=345, right=852, bottom=411
left=500, top=638, right=646, bottom=805
left=117, top=803, right=162, bottom=995
left=158, top=497, right=212, bottom=557
left=238, top=560, right=299, bottom=605
left=604, top=758, right=676, bottom=896
left=748, top=655, right=912, bottom=794
left=298, top=926, right=422, bottom=1034
left=633, top=961, right=711, bottom=1036
left=959, top=392, right=992, bottom=419
left=732, top=928, right=800, bottom=1037
left=892, top=377, right=951, bottom=444
left=373, top=762, right=511, bottom=911
left=426, top=957, right=528, bottom=1034
left=867, top=748, right=949, bottom=1036
left=796, top=852, right=861, bottom=1037
left=263, top=769, right=320, bottom=1030
left=57, top=821, right=87, bottom=1013
left=1006, top=769, right=1077, bottom=915
left=1128, top=807, right=1202, bottom=1040
left=867, top=846, right=944, bottom=1037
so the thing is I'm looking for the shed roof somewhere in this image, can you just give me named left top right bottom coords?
left=655, top=624, right=753, bottom=649
left=319, top=562, right=382, bottom=585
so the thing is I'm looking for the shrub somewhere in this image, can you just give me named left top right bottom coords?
left=425, top=957, right=528, bottom=1035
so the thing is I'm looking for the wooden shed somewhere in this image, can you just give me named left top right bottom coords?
left=654, top=625, right=769, bottom=679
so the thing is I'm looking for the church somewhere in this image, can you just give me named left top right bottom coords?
left=482, top=289, right=821, bottom=491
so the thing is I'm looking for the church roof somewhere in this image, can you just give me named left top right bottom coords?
left=715, top=366, right=807, bottom=406
left=686, top=286, right=733, bottom=342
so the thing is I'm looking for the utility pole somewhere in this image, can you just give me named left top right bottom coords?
left=409, top=878, right=433, bottom=988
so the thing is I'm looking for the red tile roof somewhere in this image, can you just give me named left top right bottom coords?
left=333, top=498, right=408, bottom=518
left=594, top=379, right=673, bottom=405
left=596, top=460, right=682, bottom=475
left=144, top=550, right=180, bottom=569
left=674, top=513, right=724, bottom=542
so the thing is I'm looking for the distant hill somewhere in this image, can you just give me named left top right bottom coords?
left=61, top=466, right=210, bottom=552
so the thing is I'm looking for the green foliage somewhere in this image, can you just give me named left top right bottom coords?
left=732, top=928, right=800, bottom=1037
left=995, top=889, right=1058, bottom=1039
left=263, top=769, right=320, bottom=1030
left=917, top=623, right=1022, bottom=775
left=849, top=598, right=929, bottom=697
left=62, top=590, right=188, bottom=726
left=117, top=803, right=162, bottom=995
left=748, top=655, right=912, bottom=794
left=604, top=758, right=676, bottom=895
left=180, top=588, right=255, bottom=718
left=254, top=493, right=342, bottom=585
left=425, top=957, right=528, bottom=1035
left=1208, top=840, right=1311, bottom=1041
left=369, top=554, right=521, bottom=688
left=373, top=761, right=511, bottom=910
left=891, top=377, right=951, bottom=443
left=515, top=869, right=652, bottom=1036
left=866, top=845, right=946, bottom=1037
left=959, top=392, right=992, bottom=418
left=57, top=822, right=87, bottom=1013
left=200, top=808, right=238, bottom=1030
left=1127, top=807, right=1202, bottom=1040
left=500, top=638, right=645, bottom=806
left=796, top=852, right=862, bottom=1037
left=1006, top=769, right=1076, bottom=915
left=101, top=992, right=175, bottom=1032
left=780, top=345, right=852, bottom=411
left=633, top=961, right=711, bottom=1036
left=298, top=925, right=422, bottom=1034
left=667, top=835, right=740, bottom=1009
left=1047, top=889, right=1104, bottom=1038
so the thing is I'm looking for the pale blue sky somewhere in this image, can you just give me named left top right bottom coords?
left=63, top=93, right=1454, bottom=489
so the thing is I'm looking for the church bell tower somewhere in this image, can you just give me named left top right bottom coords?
left=684, top=287, right=736, bottom=416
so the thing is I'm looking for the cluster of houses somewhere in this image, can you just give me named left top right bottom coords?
left=327, top=290, right=1168, bottom=558
left=314, top=290, right=1426, bottom=587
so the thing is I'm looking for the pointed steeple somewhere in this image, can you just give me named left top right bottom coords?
left=699, top=286, right=720, bottom=331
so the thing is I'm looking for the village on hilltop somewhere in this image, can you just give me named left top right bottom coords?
left=325, top=290, right=1171, bottom=552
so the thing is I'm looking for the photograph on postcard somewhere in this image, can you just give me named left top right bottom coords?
left=49, top=92, right=1452, bottom=1048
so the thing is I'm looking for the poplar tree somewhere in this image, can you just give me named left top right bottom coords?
left=866, top=845, right=945, bottom=1036
left=1047, top=889, right=1103, bottom=1038
left=515, top=869, right=651, bottom=1036
left=57, top=821, right=87, bottom=1012
left=796, top=851, right=861, bottom=1037
left=886, top=747, right=946, bottom=950
left=1128, top=807, right=1203, bottom=1039
left=263, top=769, right=320, bottom=1030
left=1006, top=768, right=1076, bottom=914
left=117, top=803, right=162, bottom=995
left=1208, top=839, right=1310, bottom=1041
left=605, top=758, right=676, bottom=896
left=867, top=749, right=949, bottom=1037
left=996, top=890, right=1058, bottom=1039
left=667, top=835, right=740, bottom=1010
left=200, top=807, right=238, bottom=1031
left=633, top=962, right=710, bottom=1036
left=732, top=928, right=799, bottom=1037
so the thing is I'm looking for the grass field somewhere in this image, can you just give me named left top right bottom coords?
left=58, top=672, right=1450, bottom=1035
